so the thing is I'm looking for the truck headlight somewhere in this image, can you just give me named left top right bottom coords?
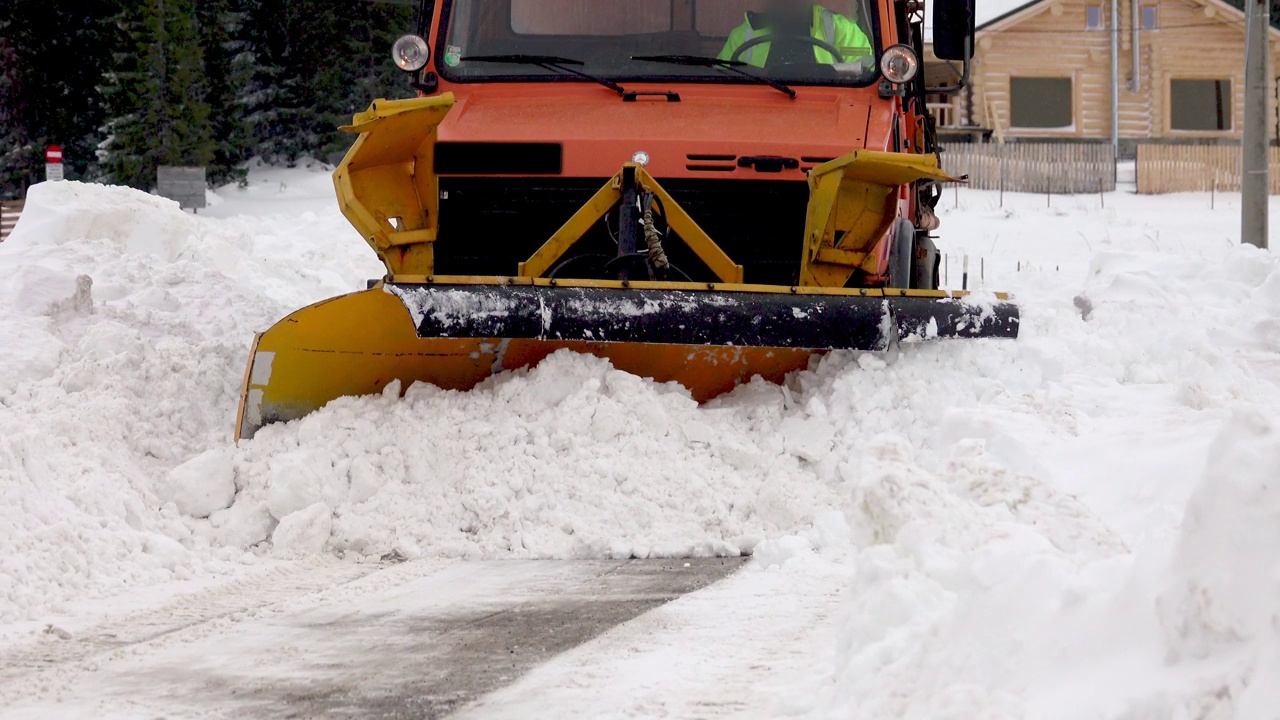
left=392, top=35, right=430, bottom=72
left=879, top=45, right=919, bottom=84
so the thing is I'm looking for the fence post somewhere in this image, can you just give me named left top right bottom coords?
left=999, top=144, right=1005, bottom=208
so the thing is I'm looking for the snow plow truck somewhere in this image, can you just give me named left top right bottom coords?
left=236, top=0, right=1018, bottom=441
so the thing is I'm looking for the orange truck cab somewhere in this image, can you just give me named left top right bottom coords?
left=397, top=0, right=976, bottom=288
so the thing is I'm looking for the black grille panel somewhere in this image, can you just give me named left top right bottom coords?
left=435, top=177, right=808, bottom=285
left=435, top=142, right=563, bottom=175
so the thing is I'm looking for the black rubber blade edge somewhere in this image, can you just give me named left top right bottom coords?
left=387, top=284, right=894, bottom=351
left=890, top=295, right=1021, bottom=341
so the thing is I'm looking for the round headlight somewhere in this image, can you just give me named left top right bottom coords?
left=631, top=150, right=651, bottom=166
left=879, top=45, right=919, bottom=84
left=392, top=34, right=430, bottom=72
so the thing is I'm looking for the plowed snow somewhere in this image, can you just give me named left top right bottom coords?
left=1, top=171, right=1278, bottom=718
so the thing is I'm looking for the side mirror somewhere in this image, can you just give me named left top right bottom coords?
left=933, top=0, right=975, bottom=61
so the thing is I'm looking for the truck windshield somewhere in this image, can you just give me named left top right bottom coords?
left=439, top=0, right=879, bottom=88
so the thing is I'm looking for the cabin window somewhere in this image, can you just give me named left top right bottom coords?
left=510, top=0, right=672, bottom=34
left=1170, top=79, right=1232, bottom=131
left=1141, top=5, right=1158, bottom=29
left=1086, top=5, right=1104, bottom=30
left=445, top=0, right=881, bottom=88
left=1010, top=77, right=1074, bottom=129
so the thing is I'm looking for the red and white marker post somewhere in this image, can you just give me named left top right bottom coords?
left=45, top=145, right=64, bottom=182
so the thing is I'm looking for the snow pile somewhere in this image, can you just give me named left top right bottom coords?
left=228, top=353, right=851, bottom=559
left=1158, top=411, right=1280, bottom=718
left=796, top=243, right=1280, bottom=719
left=811, top=413, right=1280, bottom=720
left=0, top=177, right=379, bottom=621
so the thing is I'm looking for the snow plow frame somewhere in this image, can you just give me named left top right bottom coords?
left=332, top=94, right=965, bottom=290
left=236, top=91, right=1020, bottom=442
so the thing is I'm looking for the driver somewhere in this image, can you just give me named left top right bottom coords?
left=718, top=1, right=872, bottom=68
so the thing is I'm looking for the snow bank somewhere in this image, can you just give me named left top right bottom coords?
left=0, top=178, right=380, bottom=621
left=797, top=242, right=1280, bottom=719
left=1158, top=412, right=1280, bottom=718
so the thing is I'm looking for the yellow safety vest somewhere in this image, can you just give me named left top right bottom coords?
left=718, top=5, right=873, bottom=67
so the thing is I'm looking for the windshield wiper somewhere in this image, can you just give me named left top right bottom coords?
left=461, top=54, right=627, bottom=96
left=631, top=55, right=796, bottom=99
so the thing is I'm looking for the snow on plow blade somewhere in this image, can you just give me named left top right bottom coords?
left=235, top=280, right=1017, bottom=441
left=388, top=284, right=892, bottom=350
left=389, top=283, right=1018, bottom=346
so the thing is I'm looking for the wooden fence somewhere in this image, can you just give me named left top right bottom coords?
left=0, top=199, right=22, bottom=242
left=940, top=143, right=1116, bottom=194
left=1136, top=144, right=1280, bottom=194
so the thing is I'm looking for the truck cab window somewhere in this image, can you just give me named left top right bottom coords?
left=441, top=0, right=878, bottom=87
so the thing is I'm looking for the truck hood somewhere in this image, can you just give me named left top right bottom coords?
left=437, top=84, right=878, bottom=179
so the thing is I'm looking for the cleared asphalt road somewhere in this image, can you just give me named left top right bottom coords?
left=0, top=558, right=746, bottom=719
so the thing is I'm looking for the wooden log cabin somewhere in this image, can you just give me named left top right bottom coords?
left=925, top=0, right=1280, bottom=153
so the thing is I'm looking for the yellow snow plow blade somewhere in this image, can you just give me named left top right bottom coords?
left=235, top=280, right=823, bottom=441
left=235, top=278, right=1016, bottom=441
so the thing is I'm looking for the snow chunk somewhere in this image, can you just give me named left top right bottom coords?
left=211, top=500, right=275, bottom=549
left=160, top=448, right=236, bottom=519
left=271, top=503, right=334, bottom=556
left=753, top=535, right=814, bottom=569
left=142, top=533, right=190, bottom=570
left=266, top=451, right=345, bottom=520
left=807, top=510, right=851, bottom=551
left=779, top=416, right=836, bottom=463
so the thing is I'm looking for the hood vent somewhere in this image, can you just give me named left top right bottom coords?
left=800, top=156, right=836, bottom=172
left=687, top=153, right=830, bottom=174
left=686, top=153, right=737, bottom=173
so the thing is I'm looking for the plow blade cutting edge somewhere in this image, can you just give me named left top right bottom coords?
left=235, top=280, right=1018, bottom=441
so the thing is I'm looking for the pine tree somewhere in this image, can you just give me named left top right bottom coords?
left=197, top=0, right=254, bottom=185
left=6, top=0, right=419, bottom=195
left=0, top=32, right=34, bottom=198
left=239, top=0, right=413, bottom=164
left=101, top=0, right=216, bottom=189
left=326, top=2, right=415, bottom=158
left=0, top=0, right=114, bottom=196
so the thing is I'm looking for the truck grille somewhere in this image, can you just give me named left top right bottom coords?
left=435, top=177, right=809, bottom=286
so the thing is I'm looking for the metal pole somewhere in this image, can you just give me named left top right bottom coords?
left=1243, top=0, right=1270, bottom=249
left=1111, top=0, right=1120, bottom=159
left=1131, top=0, right=1141, bottom=92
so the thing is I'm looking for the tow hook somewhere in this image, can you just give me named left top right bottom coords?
left=737, top=156, right=800, bottom=173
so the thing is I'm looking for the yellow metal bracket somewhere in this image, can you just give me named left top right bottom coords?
left=333, top=93, right=456, bottom=276
left=520, top=164, right=744, bottom=284
left=800, top=150, right=959, bottom=288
